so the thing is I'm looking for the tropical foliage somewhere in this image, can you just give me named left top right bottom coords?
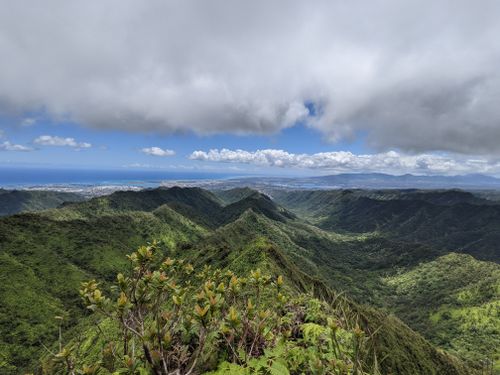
left=0, top=186, right=497, bottom=374
left=48, top=243, right=372, bottom=375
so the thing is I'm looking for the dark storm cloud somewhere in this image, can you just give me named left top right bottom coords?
left=1, top=0, right=499, bottom=154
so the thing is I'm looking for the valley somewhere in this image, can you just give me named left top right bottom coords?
left=0, top=186, right=498, bottom=374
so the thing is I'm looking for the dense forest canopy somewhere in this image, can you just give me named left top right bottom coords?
left=0, top=187, right=498, bottom=374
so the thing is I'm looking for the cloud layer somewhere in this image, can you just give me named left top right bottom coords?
left=190, top=148, right=500, bottom=175
left=0, top=141, right=32, bottom=152
left=1, top=1, right=500, bottom=154
left=34, top=135, right=91, bottom=149
left=141, top=147, right=175, bottom=157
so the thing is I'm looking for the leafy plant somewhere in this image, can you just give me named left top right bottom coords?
left=53, top=242, right=370, bottom=374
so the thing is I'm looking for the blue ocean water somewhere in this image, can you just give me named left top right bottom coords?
left=0, top=167, right=233, bottom=188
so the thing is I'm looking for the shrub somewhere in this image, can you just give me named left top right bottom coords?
left=51, top=242, right=371, bottom=374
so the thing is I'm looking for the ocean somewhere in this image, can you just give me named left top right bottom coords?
left=0, top=167, right=233, bottom=188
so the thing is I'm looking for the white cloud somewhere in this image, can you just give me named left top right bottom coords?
left=0, top=141, right=33, bottom=152
left=123, top=162, right=190, bottom=169
left=123, top=163, right=152, bottom=168
left=189, top=148, right=500, bottom=175
left=21, top=118, right=36, bottom=127
left=1, top=1, right=500, bottom=154
left=141, top=146, right=175, bottom=157
left=33, top=135, right=91, bottom=149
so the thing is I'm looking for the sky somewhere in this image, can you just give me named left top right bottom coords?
left=1, top=0, right=500, bottom=176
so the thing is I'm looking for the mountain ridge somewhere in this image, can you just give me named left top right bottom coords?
left=0, top=189, right=84, bottom=216
left=0, top=186, right=497, bottom=373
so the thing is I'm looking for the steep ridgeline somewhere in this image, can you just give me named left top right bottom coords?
left=0, top=187, right=293, bottom=372
left=59, top=186, right=223, bottom=227
left=61, top=187, right=294, bottom=228
left=212, top=187, right=258, bottom=205
left=271, top=189, right=492, bottom=218
left=273, top=189, right=500, bottom=262
left=273, top=188, right=500, bottom=370
left=0, top=186, right=488, bottom=374
left=0, top=189, right=84, bottom=216
left=172, top=208, right=479, bottom=374
left=0, top=189, right=212, bottom=372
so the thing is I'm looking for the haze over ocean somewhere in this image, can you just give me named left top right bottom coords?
left=0, top=167, right=233, bottom=188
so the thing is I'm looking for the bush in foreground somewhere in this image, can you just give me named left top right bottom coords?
left=47, top=242, right=373, bottom=374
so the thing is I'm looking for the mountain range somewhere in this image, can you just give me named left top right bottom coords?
left=0, top=186, right=498, bottom=373
left=0, top=189, right=84, bottom=216
left=182, top=173, right=500, bottom=192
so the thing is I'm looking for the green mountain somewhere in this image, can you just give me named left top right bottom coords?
left=60, top=187, right=222, bottom=226
left=0, top=187, right=497, bottom=374
left=170, top=209, right=482, bottom=374
left=273, top=189, right=500, bottom=262
left=273, top=188, right=500, bottom=370
left=0, top=200, right=207, bottom=371
left=383, top=253, right=500, bottom=368
left=0, top=189, right=84, bottom=216
left=213, top=187, right=258, bottom=205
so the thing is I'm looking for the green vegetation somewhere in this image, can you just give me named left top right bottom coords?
left=0, top=189, right=84, bottom=216
left=213, top=187, right=259, bottom=205
left=274, top=189, right=500, bottom=371
left=273, top=188, right=500, bottom=262
left=0, top=253, right=64, bottom=372
left=47, top=243, right=373, bottom=374
left=0, top=198, right=207, bottom=371
left=0, top=186, right=497, bottom=373
left=384, top=253, right=500, bottom=370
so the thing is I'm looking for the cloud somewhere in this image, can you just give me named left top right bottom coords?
left=1, top=1, right=500, bottom=154
left=33, top=135, right=91, bottom=149
left=0, top=141, right=33, bottom=152
left=189, top=148, right=500, bottom=175
left=21, top=118, right=36, bottom=127
left=141, top=146, right=175, bottom=157
left=123, top=163, right=152, bottom=168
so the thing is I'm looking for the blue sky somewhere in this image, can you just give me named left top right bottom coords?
left=0, top=103, right=353, bottom=175
left=2, top=113, right=500, bottom=177
left=0, top=113, right=370, bottom=176
left=1, top=2, right=500, bottom=177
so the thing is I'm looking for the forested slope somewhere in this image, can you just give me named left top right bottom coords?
left=0, top=187, right=496, bottom=373
left=0, top=189, right=84, bottom=216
